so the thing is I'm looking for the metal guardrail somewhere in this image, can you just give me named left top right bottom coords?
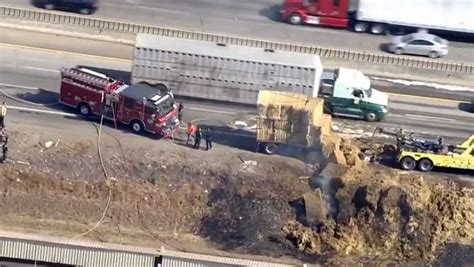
left=1, top=5, right=473, bottom=74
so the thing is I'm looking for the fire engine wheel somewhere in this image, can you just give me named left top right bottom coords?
left=78, top=103, right=91, bottom=116
left=400, top=156, right=416, bottom=170
left=263, top=143, right=278, bottom=155
left=417, top=158, right=433, bottom=172
left=131, top=120, right=144, bottom=134
left=288, top=13, right=302, bottom=25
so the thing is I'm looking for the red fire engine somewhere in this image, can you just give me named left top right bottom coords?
left=59, top=67, right=180, bottom=137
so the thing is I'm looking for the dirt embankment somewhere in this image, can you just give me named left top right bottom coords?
left=0, top=127, right=472, bottom=265
left=283, top=137, right=474, bottom=264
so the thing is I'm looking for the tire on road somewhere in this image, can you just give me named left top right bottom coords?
left=263, top=143, right=278, bottom=155
left=79, top=8, right=92, bottom=15
left=394, top=47, right=403, bottom=55
left=429, top=51, right=439, bottom=59
left=78, top=103, right=91, bottom=116
left=353, top=22, right=369, bottom=33
left=131, top=120, right=144, bottom=134
left=44, top=3, right=55, bottom=10
left=288, top=13, right=302, bottom=25
left=370, top=23, right=386, bottom=35
left=400, top=156, right=416, bottom=170
left=364, top=111, right=378, bottom=122
left=417, top=158, right=434, bottom=172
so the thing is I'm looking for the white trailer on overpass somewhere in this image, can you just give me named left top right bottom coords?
left=131, top=34, right=323, bottom=105
left=356, top=0, right=474, bottom=34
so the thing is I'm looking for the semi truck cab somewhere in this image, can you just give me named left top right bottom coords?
left=320, top=68, right=389, bottom=122
left=281, top=0, right=350, bottom=27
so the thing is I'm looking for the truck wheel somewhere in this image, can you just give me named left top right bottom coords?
left=78, top=103, right=91, bottom=116
left=364, top=111, right=378, bottom=122
left=131, top=120, right=144, bottom=134
left=263, top=143, right=278, bottom=155
left=417, top=158, right=433, bottom=172
left=79, top=8, right=92, bottom=15
left=288, top=13, right=302, bottom=25
left=400, top=156, right=416, bottom=170
left=353, top=22, right=369, bottom=33
left=429, top=51, right=439, bottom=59
left=44, top=3, right=55, bottom=10
left=370, top=23, right=385, bottom=35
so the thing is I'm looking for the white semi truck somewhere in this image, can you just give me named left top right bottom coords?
left=131, top=34, right=388, bottom=121
left=281, top=0, right=474, bottom=35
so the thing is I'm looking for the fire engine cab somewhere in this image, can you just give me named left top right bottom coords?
left=59, top=67, right=180, bottom=137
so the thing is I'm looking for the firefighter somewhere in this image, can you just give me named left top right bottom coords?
left=178, top=103, right=184, bottom=122
left=0, top=101, right=7, bottom=128
left=0, top=129, right=8, bottom=163
left=193, top=127, right=202, bottom=149
left=186, top=122, right=197, bottom=145
left=204, top=128, right=213, bottom=151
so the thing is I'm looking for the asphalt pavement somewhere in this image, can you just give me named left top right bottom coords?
left=2, top=0, right=474, bottom=63
left=1, top=42, right=473, bottom=145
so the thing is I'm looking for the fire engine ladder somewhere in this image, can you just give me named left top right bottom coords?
left=62, top=68, right=110, bottom=90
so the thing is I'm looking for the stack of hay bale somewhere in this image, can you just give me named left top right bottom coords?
left=257, top=90, right=332, bottom=148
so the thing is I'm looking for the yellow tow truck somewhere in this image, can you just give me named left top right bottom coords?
left=398, top=135, right=474, bottom=172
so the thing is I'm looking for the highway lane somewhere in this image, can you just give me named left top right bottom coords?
left=2, top=0, right=474, bottom=63
left=0, top=43, right=473, bottom=144
left=2, top=27, right=473, bottom=102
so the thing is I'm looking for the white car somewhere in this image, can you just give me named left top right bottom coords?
left=387, top=32, right=449, bottom=58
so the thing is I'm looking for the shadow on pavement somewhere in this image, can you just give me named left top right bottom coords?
left=194, top=124, right=326, bottom=164
left=458, top=102, right=474, bottom=113
left=258, top=5, right=282, bottom=22
left=379, top=43, right=390, bottom=53
left=194, top=124, right=257, bottom=152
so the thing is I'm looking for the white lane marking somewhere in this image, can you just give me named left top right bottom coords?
left=188, top=106, right=236, bottom=115
left=405, top=113, right=457, bottom=122
left=22, top=66, right=60, bottom=73
left=103, top=2, right=191, bottom=15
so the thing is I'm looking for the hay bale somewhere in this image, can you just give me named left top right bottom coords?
left=280, top=106, right=292, bottom=121
left=258, top=104, right=267, bottom=118
left=266, top=104, right=281, bottom=119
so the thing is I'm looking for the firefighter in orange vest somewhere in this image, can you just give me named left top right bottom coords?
left=186, top=122, right=197, bottom=145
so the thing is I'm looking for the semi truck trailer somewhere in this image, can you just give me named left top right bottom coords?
left=132, top=34, right=323, bottom=105
left=281, top=0, right=474, bottom=35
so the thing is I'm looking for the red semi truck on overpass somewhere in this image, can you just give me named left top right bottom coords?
left=59, top=67, right=180, bottom=137
left=280, top=0, right=474, bottom=35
